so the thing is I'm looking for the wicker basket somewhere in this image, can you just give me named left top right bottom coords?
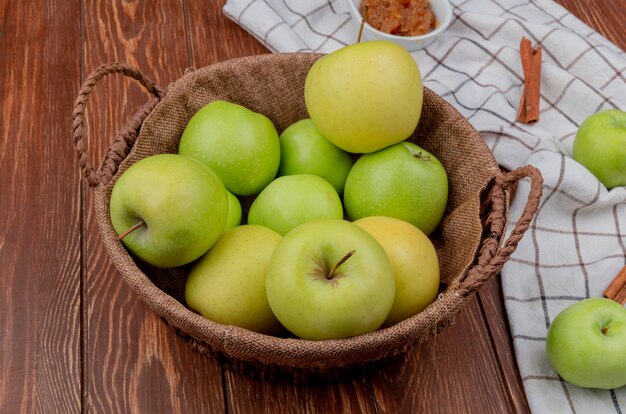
left=72, top=54, right=543, bottom=383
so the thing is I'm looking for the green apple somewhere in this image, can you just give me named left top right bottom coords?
left=247, top=174, right=344, bottom=235
left=278, top=118, right=354, bottom=194
left=266, top=219, right=395, bottom=340
left=572, top=109, right=626, bottom=189
left=343, top=141, right=448, bottom=235
left=178, top=100, right=280, bottom=196
left=185, top=225, right=284, bottom=335
left=354, top=216, right=440, bottom=326
left=304, top=40, right=423, bottom=154
left=546, top=297, right=626, bottom=389
left=109, top=154, right=228, bottom=268
left=225, top=190, right=242, bottom=230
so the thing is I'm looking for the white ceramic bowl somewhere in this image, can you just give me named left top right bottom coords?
left=344, top=0, right=453, bottom=51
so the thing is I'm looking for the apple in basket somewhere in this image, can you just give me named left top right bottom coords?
left=266, top=219, right=396, bottom=340
left=178, top=100, right=281, bottom=196
left=109, top=154, right=228, bottom=268
left=344, top=141, right=449, bottom=236
left=247, top=174, right=344, bottom=235
left=278, top=118, right=354, bottom=195
left=354, top=216, right=440, bottom=326
left=572, top=109, right=626, bottom=189
left=304, top=40, right=423, bottom=154
left=224, top=190, right=242, bottom=230
left=546, top=297, right=626, bottom=389
left=185, top=225, right=285, bottom=336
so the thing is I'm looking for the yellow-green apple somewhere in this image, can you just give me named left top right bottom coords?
left=354, top=216, right=440, bottom=326
left=304, top=40, right=423, bottom=153
left=247, top=174, right=343, bottom=235
left=225, top=190, right=242, bottom=230
left=572, top=109, right=626, bottom=189
left=546, top=297, right=626, bottom=389
left=178, top=100, right=280, bottom=195
left=278, top=118, right=354, bottom=194
left=185, top=225, right=284, bottom=335
left=266, top=219, right=395, bottom=340
left=343, top=141, right=448, bottom=235
left=109, top=154, right=228, bottom=268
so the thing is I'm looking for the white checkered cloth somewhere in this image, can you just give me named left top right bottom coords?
left=223, top=0, right=626, bottom=412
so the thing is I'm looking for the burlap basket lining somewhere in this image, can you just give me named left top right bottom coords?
left=72, top=55, right=543, bottom=376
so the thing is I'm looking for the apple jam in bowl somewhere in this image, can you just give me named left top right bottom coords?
left=344, top=0, right=453, bottom=51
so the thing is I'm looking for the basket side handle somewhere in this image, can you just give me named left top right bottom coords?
left=71, top=62, right=165, bottom=187
left=457, top=165, right=543, bottom=296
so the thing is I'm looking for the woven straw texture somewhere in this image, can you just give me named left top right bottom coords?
left=73, top=53, right=542, bottom=380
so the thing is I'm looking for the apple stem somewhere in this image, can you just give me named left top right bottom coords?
left=414, top=151, right=432, bottom=161
left=601, top=326, right=609, bottom=335
left=357, top=1, right=369, bottom=43
left=327, top=250, right=356, bottom=280
left=118, top=220, right=145, bottom=241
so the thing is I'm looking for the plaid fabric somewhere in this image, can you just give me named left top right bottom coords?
left=223, top=0, right=626, bottom=411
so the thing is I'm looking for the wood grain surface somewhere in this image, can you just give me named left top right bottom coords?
left=0, top=0, right=624, bottom=413
left=0, top=1, right=83, bottom=412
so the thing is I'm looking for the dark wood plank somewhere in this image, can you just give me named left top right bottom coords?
left=186, top=0, right=268, bottom=66
left=369, top=297, right=517, bottom=413
left=224, top=374, right=377, bottom=414
left=555, top=0, right=626, bottom=50
left=477, top=279, right=531, bottom=414
left=0, top=1, right=82, bottom=412
left=80, top=1, right=224, bottom=412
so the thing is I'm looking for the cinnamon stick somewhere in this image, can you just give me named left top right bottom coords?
left=516, top=37, right=542, bottom=124
left=604, top=265, right=626, bottom=305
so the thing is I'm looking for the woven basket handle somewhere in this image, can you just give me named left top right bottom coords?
left=457, top=165, right=543, bottom=296
left=72, top=62, right=165, bottom=187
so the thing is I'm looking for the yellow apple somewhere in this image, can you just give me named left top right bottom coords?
left=185, top=225, right=284, bottom=335
left=354, top=216, right=440, bottom=326
left=304, top=40, right=423, bottom=154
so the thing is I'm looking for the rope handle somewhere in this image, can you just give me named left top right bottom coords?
left=457, top=165, right=543, bottom=296
left=71, top=62, right=165, bottom=187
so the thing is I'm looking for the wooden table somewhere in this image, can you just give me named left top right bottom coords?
left=1, top=1, right=624, bottom=413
